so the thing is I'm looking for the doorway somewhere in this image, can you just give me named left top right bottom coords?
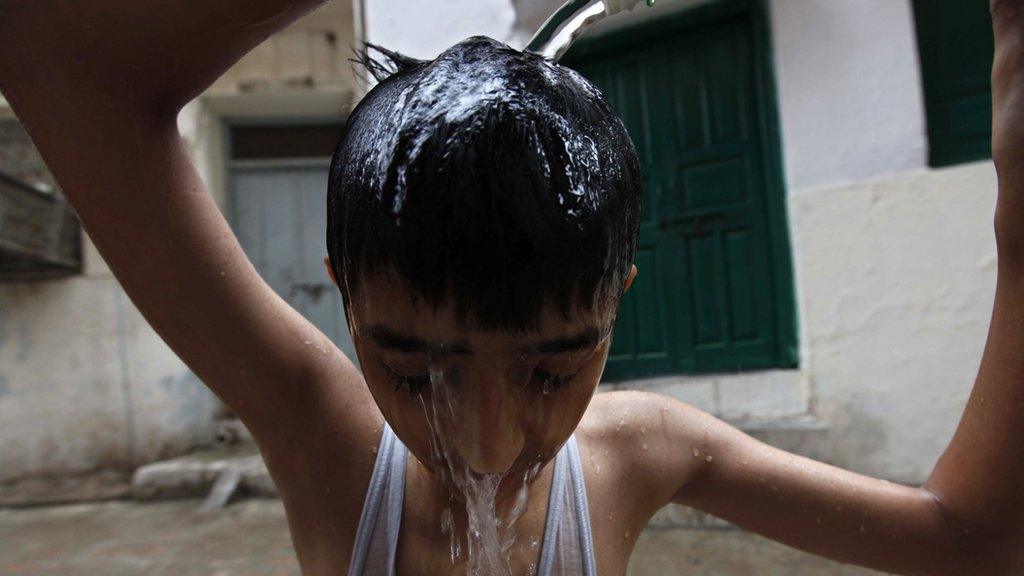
left=227, top=121, right=358, bottom=364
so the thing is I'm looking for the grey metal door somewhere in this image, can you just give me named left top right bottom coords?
left=231, top=162, right=357, bottom=365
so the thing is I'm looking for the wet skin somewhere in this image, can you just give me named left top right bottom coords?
left=5, top=1, right=1024, bottom=574
left=340, top=267, right=630, bottom=574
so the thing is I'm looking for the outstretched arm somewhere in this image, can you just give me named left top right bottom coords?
left=625, top=3, right=1024, bottom=575
left=0, top=1, right=380, bottom=455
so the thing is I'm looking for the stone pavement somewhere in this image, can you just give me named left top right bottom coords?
left=0, top=499, right=883, bottom=576
left=0, top=500, right=299, bottom=576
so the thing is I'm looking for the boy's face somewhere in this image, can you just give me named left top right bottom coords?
left=342, top=268, right=620, bottom=483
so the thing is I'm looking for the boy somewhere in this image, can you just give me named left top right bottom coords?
left=1, top=1, right=1023, bottom=574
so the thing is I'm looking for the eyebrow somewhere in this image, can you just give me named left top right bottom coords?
left=365, top=324, right=604, bottom=357
left=524, top=326, right=603, bottom=355
left=367, top=325, right=474, bottom=356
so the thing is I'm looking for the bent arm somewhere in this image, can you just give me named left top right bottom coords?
left=0, top=1, right=377, bottom=451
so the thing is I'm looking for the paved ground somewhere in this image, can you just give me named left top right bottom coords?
left=0, top=499, right=882, bottom=575
left=0, top=500, right=299, bottom=576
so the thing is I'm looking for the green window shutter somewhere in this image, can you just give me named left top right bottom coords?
left=564, top=0, right=797, bottom=380
left=912, top=0, right=994, bottom=167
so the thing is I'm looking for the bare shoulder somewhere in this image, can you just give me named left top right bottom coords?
left=576, top=390, right=717, bottom=516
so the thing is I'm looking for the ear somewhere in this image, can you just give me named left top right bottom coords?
left=623, top=264, right=638, bottom=294
left=323, top=256, right=339, bottom=286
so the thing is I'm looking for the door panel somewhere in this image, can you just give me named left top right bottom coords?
left=572, top=11, right=789, bottom=379
left=231, top=165, right=356, bottom=364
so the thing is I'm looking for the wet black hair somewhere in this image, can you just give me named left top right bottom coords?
left=327, top=36, right=641, bottom=332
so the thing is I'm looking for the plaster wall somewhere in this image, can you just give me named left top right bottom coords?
left=362, top=0, right=518, bottom=59
left=792, top=163, right=997, bottom=481
left=0, top=218, right=220, bottom=486
left=0, top=1, right=359, bottom=486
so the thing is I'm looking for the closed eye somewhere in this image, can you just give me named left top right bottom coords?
left=532, top=368, right=578, bottom=394
left=383, top=364, right=430, bottom=395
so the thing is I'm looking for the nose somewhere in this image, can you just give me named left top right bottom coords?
left=448, top=370, right=525, bottom=474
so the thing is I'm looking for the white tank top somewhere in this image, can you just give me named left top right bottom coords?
left=346, top=424, right=598, bottom=575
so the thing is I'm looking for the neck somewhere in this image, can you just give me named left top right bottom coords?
left=407, top=453, right=556, bottom=558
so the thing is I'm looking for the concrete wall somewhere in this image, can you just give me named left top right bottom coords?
left=0, top=122, right=220, bottom=491
left=364, top=0, right=517, bottom=59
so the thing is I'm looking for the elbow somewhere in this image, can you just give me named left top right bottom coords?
left=919, top=487, right=1021, bottom=575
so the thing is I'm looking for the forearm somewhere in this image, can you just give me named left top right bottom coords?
left=922, top=249, right=1024, bottom=568
left=697, top=243, right=1024, bottom=575
left=914, top=3, right=1024, bottom=569
left=0, top=0, right=325, bottom=116
left=682, top=424, right=982, bottom=575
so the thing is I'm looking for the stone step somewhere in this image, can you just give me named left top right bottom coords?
left=130, top=444, right=276, bottom=503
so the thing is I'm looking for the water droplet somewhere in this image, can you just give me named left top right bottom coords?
left=642, top=443, right=648, bottom=451
left=859, top=525, right=867, bottom=533
left=705, top=455, right=713, bottom=462
left=692, top=448, right=701, bottom=458
left=371, top=446, right=378, bottom=454
left=624, top=529, right=631, bottom=539
left=616, top=419, right=626, bottom=431
left=640, top=425, right=647, bottom=435
left=541, top=375, right=557, bottom=395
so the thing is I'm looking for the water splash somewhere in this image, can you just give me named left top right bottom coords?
left=414, top=364, right=541, bottom=575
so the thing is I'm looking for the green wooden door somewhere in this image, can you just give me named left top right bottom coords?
left=565, top=1, right=796, bottom=380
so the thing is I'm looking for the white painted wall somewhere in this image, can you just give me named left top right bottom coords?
left=769, top=0, right=928, bottom=191
left=792, top=163, right=996, bottom=481
left=0, top=236, right=220, bottom=485
left=363, top=0, right=518, bottom=59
